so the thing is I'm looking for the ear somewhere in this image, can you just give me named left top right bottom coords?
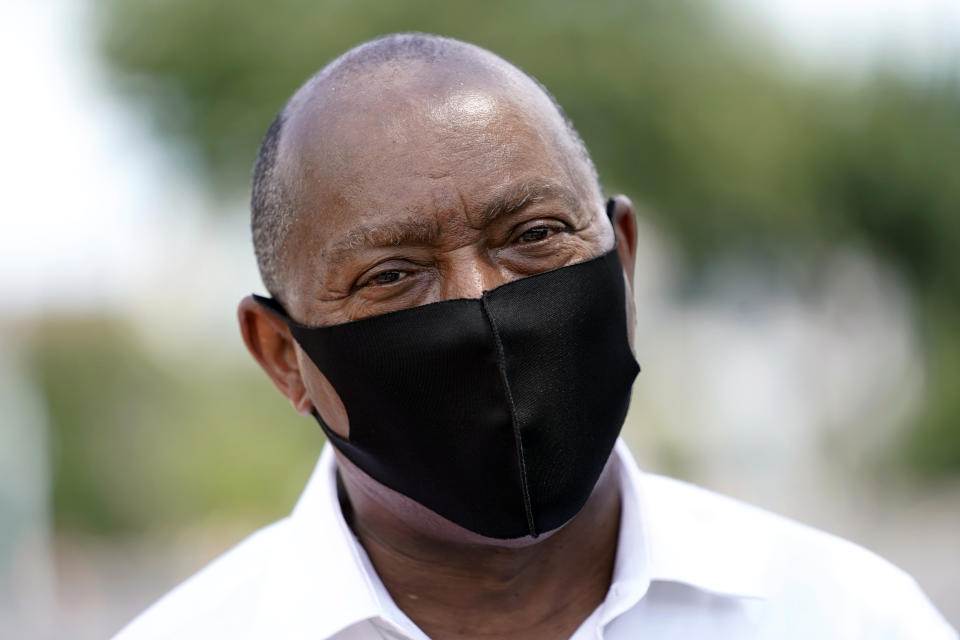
left=608, top=194, right=638, bottom=286
left=237, top=295, right=313, bottom=415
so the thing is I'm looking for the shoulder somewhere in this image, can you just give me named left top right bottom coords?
left=642, top=472, right=914, bottom=585
left=113, top=519, right=292, bottom=640
left=640, top=473, right=957, bottom=638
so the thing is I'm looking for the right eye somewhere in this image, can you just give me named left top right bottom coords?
left=362, top=270, right=406, bottom=287
left=517, top=225, right=553, bottom=243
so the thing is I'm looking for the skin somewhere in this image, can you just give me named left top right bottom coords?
left=238, top=48, right=639, bottom=639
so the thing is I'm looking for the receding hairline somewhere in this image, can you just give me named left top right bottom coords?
left=251, top=33, right=601, bottom=303
left=291, top=34, right=521, bottom=110
left=280, top=34, right=589, bottom=164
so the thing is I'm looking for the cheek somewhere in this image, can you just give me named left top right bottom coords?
left=296, top=347, right=351, bottom=438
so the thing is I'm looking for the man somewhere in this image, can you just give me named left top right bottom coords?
left=118, top=33, right=956, bottom=639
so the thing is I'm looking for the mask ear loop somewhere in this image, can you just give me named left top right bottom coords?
left=252, top=293, right=289, bottom=318
left=605, top=197, right=616, bottom=221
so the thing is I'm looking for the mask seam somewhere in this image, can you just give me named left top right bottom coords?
left=480, top=296, right=538, bottom=538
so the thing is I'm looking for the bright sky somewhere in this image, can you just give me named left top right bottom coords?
left=0, top=0, right=257, bottom=333
left=730, top=0, right=960, bottom=75
left=0, top=0, right=188, bottom=314
left=1, top=0, right=958, bottom=318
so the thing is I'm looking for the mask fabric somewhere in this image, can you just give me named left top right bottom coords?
left=255, top=247, right=639, bottom=539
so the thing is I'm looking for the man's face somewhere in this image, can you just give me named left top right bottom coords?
left=241, top=58, right=638, bottom=542
left=279, top=63, right=615, bottom=327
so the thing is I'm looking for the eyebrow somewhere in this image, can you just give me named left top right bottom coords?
left=475, top=180, right=581, bottom=226
left=322, top=180, right=582, bottom=268
left=322, top=218, right=441, bottom=267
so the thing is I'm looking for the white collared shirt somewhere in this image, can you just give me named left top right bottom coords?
left=116, top=440, right=956, bottom=639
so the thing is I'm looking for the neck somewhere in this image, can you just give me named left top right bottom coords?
left=337, top=458, right=622, bottom=640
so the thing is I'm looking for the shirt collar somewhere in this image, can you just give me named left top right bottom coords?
left=592, top=439, right=653, bottom=626
left=251, top=438, right=765, bottom=638
left=248, top=444, right=394, bottom=639
left=618, top=439, right=769, bottom=601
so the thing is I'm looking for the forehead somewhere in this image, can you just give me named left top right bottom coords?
left=275, top=60, right=595, bottom=279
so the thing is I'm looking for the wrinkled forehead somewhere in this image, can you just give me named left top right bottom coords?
left=280, top=58, right=582, bottom=188
left=272, top=57, right=600, bottom=284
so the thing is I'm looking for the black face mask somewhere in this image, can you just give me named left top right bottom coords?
left=255, top=243, right=639, bottom=539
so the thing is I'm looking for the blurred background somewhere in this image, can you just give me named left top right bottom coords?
left=2, top=0, right=959, bottom=636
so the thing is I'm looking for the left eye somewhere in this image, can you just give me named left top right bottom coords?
left=366, top=270, right=405, bottom=286
left=518, top=226, right=555, bottom=243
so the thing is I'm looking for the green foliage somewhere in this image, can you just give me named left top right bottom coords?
left=88, top=0, right=960, bottom=490
left=25, top=317, right=320, bottom=534
left=901, top=301, right=960, bottom=475
left=93, top=0, right=960, bottom=288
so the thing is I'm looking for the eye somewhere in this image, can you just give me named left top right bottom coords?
left=517, top=224, right=565, bottom=244
left=363, top=269, right=406, bottom=287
